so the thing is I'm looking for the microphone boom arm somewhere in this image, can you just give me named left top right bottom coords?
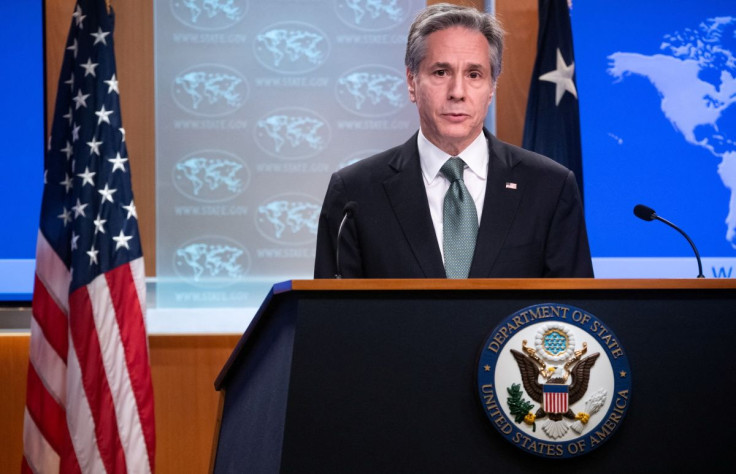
left=654, top=215, right=705, bottom=278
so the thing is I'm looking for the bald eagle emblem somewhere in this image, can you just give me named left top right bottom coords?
left=477, top=304, right=632, bottom=458
left=509, top=323, right=604, bottom=439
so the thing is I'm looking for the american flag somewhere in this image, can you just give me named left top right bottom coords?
left=543, top=383, right=569, bottom=414
left=23, top=1, right=155, bottom=472
left=522, top=0, right=584, bottom=201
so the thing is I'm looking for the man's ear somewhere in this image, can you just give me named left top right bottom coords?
left=406, top=67, right=416, bottom=103
left=487, top=80, right=497, bottom=106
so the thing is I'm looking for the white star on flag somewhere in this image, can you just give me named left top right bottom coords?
left=105, top=73, right=119, bottom=94
left=539, top=48, right=578, bottom=106
left=108, top=152, right=128, bottom=172
left=61, top=141, right=74, bottom=159
left=65, top=73, right=75, bottom=90
left=98, top=183, right=117, bottom=203
left=113, top=230, right=133, bottom=250
left=72, top=198, right=88, bottom=218
left=72, top=89, right=90, bottom=109
left=80, top=57, right=99, bottom=77
left=67, top=38, right=78, bottom=58
left=87, top=136, right=103, bottom=155
left=60, top=173, right=74, bottom=192
left=72, top=4, right=86, bottom=28
left=86, top=245, right=99, bottom=264
left=72, top=123, right=81, bottom=141
left=91, top=27, right=110, bottom=45
left=95, top=105, right=113, bottom=124
left=123, top=199, right=137, bottom=219
left=63, top=107, right=73, bottom=125
left=93, top=215, right=107, bottom=234
left=58, top=207, right=72, bottom=226
left=77, top=166, right=96, bottom=186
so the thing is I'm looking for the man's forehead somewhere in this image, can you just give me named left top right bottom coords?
left=421, top=28, right=492, bottom=70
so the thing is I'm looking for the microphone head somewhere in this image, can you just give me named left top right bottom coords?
left=633, top=204, right=657, bottom=221
left=343, top=201, right=358, bottom=216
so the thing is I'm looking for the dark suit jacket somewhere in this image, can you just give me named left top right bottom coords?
left=314, top=129, right=593, bottom=278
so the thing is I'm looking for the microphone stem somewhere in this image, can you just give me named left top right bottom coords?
left=655, top=216, right=705, bottom=278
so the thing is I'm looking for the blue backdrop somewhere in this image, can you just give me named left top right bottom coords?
left=572, top=1, right=736, bottom=277
left=0, top=1, right=43, bottom=300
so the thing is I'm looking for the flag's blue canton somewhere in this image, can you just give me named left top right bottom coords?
left=42, top=0, right=141, bottom=292
left=522, top=0, right=584, bottom=200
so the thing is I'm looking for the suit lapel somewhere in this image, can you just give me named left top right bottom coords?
left=383, top=135, right=446, bottom=278
left=469, top=132, right=523, bottom=278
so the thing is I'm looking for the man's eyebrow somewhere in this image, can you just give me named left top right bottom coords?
left=427, top=61, right=488, bottom=71
left=428, top=61, right=452, bottom=69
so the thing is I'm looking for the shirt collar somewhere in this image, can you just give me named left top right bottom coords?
left=418, top=129, right=489, bottom=184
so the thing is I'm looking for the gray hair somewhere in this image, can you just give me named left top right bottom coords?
left=405, top=3, right=504, bottom=83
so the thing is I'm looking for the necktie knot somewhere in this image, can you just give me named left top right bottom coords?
left=440, top=157, right=466, bottom=183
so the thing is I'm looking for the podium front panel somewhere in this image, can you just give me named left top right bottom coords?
left=215, top=283, right=736, bottom=473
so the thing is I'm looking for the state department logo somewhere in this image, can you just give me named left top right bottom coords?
left=255, top=193, right=321, bottom=246
left=172, top=64, right=248, bottom=117
left=170, top=0, right=248, bottom=31
left=172, top=149, right=250, bottom=202
left=254, top=22, right=330, bottom=75
left=336, top=65, right=408, bottom=117
left=173, top=235, right=251, bottom=285
left=254, top=107, right=330, bottom=160
left=476, top=303, right=632, bottom=458
left=334, top=0, right=415, bottom=32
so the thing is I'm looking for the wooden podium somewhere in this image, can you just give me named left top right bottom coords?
left=212, top=279, right=736, bottom=473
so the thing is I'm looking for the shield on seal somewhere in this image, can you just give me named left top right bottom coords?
left=543, top=383, right=569, bottom=413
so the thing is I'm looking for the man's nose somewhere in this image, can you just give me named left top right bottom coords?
left=448, top=75, right=465, bottom=100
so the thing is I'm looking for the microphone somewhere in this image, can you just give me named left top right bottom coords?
left=335, top=201, right=357, bottom=279
left=633, top=204, right=704, bottom=278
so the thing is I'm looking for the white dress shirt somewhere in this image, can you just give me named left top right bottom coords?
left=418, top=129, right=489, bottom=261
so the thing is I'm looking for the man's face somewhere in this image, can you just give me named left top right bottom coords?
left=407, top=26, right=495, bottom=156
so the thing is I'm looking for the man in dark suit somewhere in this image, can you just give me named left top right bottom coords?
left=314, top=3, right=593, bottom=279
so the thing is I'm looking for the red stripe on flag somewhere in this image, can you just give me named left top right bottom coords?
left=31, top=275, right=69, bottom=362
left=69, top=284, right=128, bottom=474
left=21, top=456, right=32, bottom=474
left=25, top=363, right=81, bottom=474
left=25, top=364, right=66, bottom=457
left=105, top=262, right=156, bottom=470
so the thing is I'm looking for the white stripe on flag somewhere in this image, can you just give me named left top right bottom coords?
left=66, top=342, right=106, bottom=474
left=35, top=231, right=70, bottom=313
left=23, top=408, right=60, bottom=474
left=29, top=317, right=67, bottom=405
left=130, top=257, right=147, bottom=321
left=88, top=271, right=152, bottom=474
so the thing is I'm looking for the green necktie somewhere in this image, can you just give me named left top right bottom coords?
left=440, top=157, right=478, bottom=279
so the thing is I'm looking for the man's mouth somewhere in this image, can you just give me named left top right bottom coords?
left=443, top=113, right=468, bottom=121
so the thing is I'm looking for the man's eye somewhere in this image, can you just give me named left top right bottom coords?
left=434, top=70, right=446, bottom=76
left=469, top=71, right=481, bottom=78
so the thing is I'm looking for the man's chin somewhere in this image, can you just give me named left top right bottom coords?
left=439, top=126, right=479, bottom=142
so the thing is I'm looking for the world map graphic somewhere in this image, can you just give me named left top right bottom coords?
left=571, top=1, right=736, bottom=276
left=607, top=17, right=736, bottom=247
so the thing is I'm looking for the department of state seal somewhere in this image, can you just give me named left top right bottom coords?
left=476, top=303, right=632, bottom=458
